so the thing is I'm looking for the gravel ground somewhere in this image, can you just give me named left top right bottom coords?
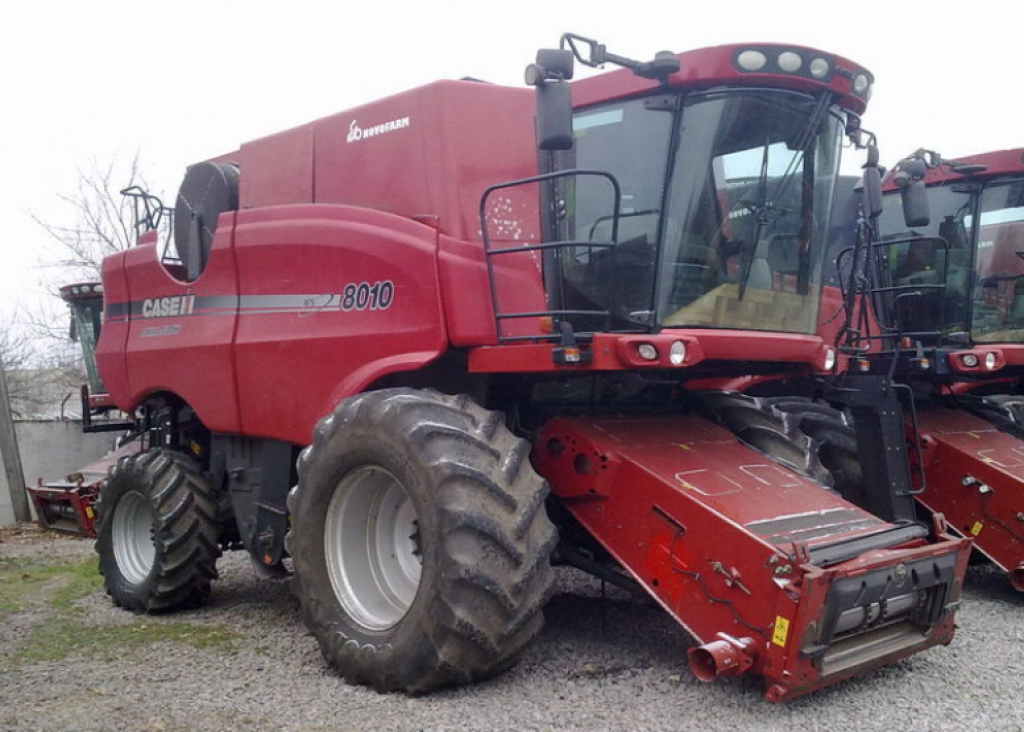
left=1, top=526, right=1023, bottom=732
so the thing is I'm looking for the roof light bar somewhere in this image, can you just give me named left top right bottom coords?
left=731, top=46, right=872, bottom=100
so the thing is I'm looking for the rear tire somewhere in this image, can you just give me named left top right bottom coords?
left=288, top=389, right=557, bottom=693
left=768, top=397, right=865, bottom=504
left=95, top=449, right=220, bottom=613
left=697, top=391, right=833, bottom=488
left=966, top=394, right=1024, bottom=438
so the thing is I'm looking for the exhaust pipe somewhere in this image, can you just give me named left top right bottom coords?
left=688, top=634, right=757, bottom=682
left=1010, top=564, right=1024, bottom=593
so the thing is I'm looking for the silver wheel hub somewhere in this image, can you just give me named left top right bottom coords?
left=112, top=490, right=156, bottom=584
left=324, top=466, right=423, bottom=631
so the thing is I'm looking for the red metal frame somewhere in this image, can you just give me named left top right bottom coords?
left=26, top=480, right=100, bottom=538
left=912, top=408, right=1024, bottom=590
left=25, top=443, right=141, bottom=537
left=534, top=415, right=970, bottom=701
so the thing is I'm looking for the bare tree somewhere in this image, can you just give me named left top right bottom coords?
left=7, top=152, right=162, bottom=408
left=31, top=151, right=165, bottom=281
left=19, top=151, right=167, bottom=348
left=0, top=317, right=81, bottom=419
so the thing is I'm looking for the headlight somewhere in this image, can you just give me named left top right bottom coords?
left=985, top=353, right=997, bottom=370
left=961, top=353, right=979, bottom=368
left=778, top=51, right=802, bottom=73
left=823, top=348, right=837, bottom=371
left=809, top=57, right=830, bottom=79
left=737, top=50, right=767, bottom=71
left=669, top=341, right=686, bottom=366
left=638, top=344, right=658, bottom=361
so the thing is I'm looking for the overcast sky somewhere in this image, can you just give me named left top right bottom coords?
left=2, top=0, right=1021, bottom=328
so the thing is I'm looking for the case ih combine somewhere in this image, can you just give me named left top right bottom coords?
left=844, top=148, right=1024, bottom=591
left=85, top=35, right=971, bottom=702
left=24, top=282, right=135, bottom=537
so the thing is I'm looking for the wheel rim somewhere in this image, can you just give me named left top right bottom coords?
left=112, top=490, right=156, bottom=584
left=324, top=465, right=423, bottom=631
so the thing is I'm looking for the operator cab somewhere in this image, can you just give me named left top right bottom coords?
left=483, top=36, right=872, bottom=355
left=877, top=152, right=1024, bottom=349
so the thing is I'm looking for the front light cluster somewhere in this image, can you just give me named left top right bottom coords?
left=960, top=352, right=999, bottom=371
left=735, top=47, right=831, bottom=79
left=635, top=340, right=687, bottom=367
left=733, top=46, right=872, bottom=100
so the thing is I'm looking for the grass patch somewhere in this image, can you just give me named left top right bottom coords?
left=50, top=558, right=104, bottom=611
left=13, top=618, right=238, bottom=665
left=0, top=557, right=100, bottom=617
left=1, top=554, right=237, bottom=668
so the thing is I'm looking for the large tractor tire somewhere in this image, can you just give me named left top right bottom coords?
left=700, top=391, right=866, bottom=502
left=768, top=397, right=865, bottom=504
left=697, top=392, right=834, bottom=488
left=964, top=394, right=1024, bottom=439
left=95, top=449, right=220, bottom=613
left=287, top=389, right=557, bottom=694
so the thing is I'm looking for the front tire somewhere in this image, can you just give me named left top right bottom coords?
left=95, top=449, right=220, bottom=612
left=288, top=389, right=557, bottom=693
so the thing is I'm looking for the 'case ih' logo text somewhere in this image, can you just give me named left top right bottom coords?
left=346, top=117, right=411, bottom=143
left=142, top=295, right=195, bottom=318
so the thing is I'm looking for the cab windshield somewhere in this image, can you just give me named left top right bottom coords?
left=877, top=184, right=974, bottom=340
left=877, top=176, right=1024, bottom=344
left=558, top=89, right=846, bottom=335
left=970, top=179, right=1024, bottom=343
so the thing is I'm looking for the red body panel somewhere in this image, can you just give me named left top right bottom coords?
left=119, top=222, right=242, bottom=434
left=240, top=124, right=315, bottom=208
left=223, top=82, right=537, bottom=242
left=96, top=253, right=132, bottom=409
left=534, top=415, right=970, bottom=701
left=99, top=205, right=449, bottom=445
left=230, top=205, right=446, bottom=443
left=915, top=408, right=1024, bottom=581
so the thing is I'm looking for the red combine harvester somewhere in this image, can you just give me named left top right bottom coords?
left=25, top=282, right=136, bottom=536
left=89, top=35, right=971, bottom=701
left=846, top=148, right=1024, bottom=592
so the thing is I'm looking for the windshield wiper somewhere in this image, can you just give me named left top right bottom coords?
left=735, top=92, right=832, bottom=300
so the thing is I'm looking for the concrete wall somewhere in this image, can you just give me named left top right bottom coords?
left=0, top=421, right=116, bottom=527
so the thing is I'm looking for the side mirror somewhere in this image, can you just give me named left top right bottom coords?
left=892, top=158, right=930, bottom=228
left=901, top=181, right=930, bottom=228
left=526, top=49, right=574, bottom=151
left=861, top=144, right=883, bottom=219
left=938, top=216, right=968, bottom=249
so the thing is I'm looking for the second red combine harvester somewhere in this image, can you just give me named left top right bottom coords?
left=860, top=148, right=1024, bottom=591
left=89, top=35, right=970, bottom=701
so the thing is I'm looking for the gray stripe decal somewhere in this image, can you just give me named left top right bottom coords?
left=105, top=293, right=342, bottom=321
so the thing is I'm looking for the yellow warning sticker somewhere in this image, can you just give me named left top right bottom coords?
left=970, top=521, right=984, bottom=536
left=772, top=616, right=790, bottom=648
left=85, top=506, right=94, bottom=519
